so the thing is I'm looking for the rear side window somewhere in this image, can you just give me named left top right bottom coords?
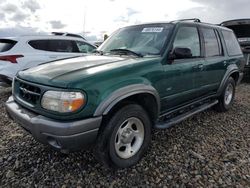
left=29, top=40, right=79, bottom=53
left=173, top=26, right=201, bottom=57
left=75, top=41, right=96, bottom=53
left=222, top=30, right=242, bottom=56
left=202, top=28, right=221, bottom=57
left=29, top=40, right=47, bottom=51
left=0, top=39, right=17, bottom=52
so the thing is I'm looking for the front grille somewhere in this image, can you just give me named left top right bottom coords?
left=18, top=80, right=41, bottom=105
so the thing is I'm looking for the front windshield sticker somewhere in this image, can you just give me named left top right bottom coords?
left=142, top=27, right=163, bottom=33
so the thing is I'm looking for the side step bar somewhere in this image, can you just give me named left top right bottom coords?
left=155, top=100, right=218, bottom=129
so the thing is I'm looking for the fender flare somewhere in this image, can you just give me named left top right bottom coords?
left=94, top=84, right=160, bottom=117
left=217, top=64, right=239, bottom=95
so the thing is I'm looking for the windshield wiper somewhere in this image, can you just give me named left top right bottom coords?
left=110, top=49, right=143, bottom=57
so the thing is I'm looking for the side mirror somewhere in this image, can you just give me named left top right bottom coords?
left=169, top=47, right=192, bottom=60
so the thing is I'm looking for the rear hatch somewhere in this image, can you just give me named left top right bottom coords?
left=0, top=38, right=21, bottom=83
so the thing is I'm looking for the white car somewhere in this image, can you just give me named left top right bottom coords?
left=0, top=35, right=96, bottom=85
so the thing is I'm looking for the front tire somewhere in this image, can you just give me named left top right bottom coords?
left=215, top=77, right=236, bottom=112
left=94, top=103, right=152, bottom=169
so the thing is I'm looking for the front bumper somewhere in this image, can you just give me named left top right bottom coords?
left=5, top=96, right=102, bottom=152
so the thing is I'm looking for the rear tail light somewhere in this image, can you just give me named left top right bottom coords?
left=0, top=55, right=24, bottom=63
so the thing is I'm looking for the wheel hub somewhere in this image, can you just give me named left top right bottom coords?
left=114, top=117, right=145, bottom=159
left=121, top=128, right=134, bottom=144
left=224, top=83, right=233, bottom=105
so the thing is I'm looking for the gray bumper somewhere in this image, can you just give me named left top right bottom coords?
left=5, top=96, right=102, bottom=152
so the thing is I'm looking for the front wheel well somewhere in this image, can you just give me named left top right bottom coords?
left=103, top=93, right=159, bottom=124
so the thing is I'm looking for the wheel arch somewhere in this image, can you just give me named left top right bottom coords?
left=94, top=84, right=160, bottom=122
left=217, top=64, right=240, bottom=96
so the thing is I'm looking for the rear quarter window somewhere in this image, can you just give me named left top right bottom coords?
left=75, top=41, right=96, bottom=53
left=222, top=30, right=242, bottom=56
left=0, top=39, right=17, bottom=52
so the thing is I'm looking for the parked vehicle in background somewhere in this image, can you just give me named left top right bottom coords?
left=221, top=19, right=250, bottom=79
left=0, top=35, right=96, bottom=86
left=6, top=19, right=245, bottom=168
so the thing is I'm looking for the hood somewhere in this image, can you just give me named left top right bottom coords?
left=18, top=55, right=139, bottom=87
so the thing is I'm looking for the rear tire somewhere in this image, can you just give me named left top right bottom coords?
left=215, top=77, right=235, bottom=112
left=94, top=103, right=152, bottom=169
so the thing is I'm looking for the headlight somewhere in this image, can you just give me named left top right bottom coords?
left=41, top=91, right=86, bottom=113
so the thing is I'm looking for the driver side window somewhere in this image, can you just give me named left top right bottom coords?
left=173, top=26, right=201, bottom=58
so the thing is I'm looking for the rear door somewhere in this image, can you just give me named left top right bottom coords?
left=195, top=27, right=226, bottom=97
left=44, top=39, right=81, bottom=60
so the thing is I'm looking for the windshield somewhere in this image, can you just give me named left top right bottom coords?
left=98, top=24, right=173, bottom=56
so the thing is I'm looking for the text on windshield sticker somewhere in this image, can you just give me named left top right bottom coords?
left=142, top=27, right=163, bottom=33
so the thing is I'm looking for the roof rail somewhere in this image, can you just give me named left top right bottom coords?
left=171, top=18, right=201, bottom=23
left=51, top=32, right=86, bottom=40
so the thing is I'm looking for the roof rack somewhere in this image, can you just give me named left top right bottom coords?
left=171, top=18, right=201, bottom=23
left=51, top=32, right=86, bottom=40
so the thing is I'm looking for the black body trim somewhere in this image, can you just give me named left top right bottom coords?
left=217, top=64, right=240, bottom=95
left=155, top=100, right=218, bottom=129
left=94, top=84, right=160, bottom=117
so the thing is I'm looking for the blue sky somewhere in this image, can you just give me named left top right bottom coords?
left=0, top=0, right=249, bottom=41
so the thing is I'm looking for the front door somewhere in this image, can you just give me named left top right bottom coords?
left=160, top=25, right=204, bottom=112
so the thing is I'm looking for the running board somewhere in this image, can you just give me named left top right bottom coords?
left=155, top=100, right=218, bottom=129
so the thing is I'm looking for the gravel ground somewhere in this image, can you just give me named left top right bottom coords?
left=0, top=84, right=249, bottom=187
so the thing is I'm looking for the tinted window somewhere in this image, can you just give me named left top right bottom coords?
left=0, top=39, right=17, bottom=52
left=222, top=30, right=242, bottom=56
left=29, top=40, right=79, bottom=53
left=75, top=41, right=96, bottom=53
left=202, top=28, right=221, bottom=57
left=29, top=40, right=47, bottom=51
left=173, top=26, right=200, bottom=57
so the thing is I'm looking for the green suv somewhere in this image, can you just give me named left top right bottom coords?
left=6, top=19, right=245, bottom=168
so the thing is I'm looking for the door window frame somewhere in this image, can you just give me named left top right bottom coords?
left=199, top=26, right=224, bottom=58
left=169, top=24, right=204, bottom=64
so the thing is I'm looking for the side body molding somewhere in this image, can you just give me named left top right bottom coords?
left=94, top=84, right=161, bottom=117
left=217, top=64, right=239, bottom=95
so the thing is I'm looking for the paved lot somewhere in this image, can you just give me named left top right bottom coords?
left=0, top=84, right=249, bottom=187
